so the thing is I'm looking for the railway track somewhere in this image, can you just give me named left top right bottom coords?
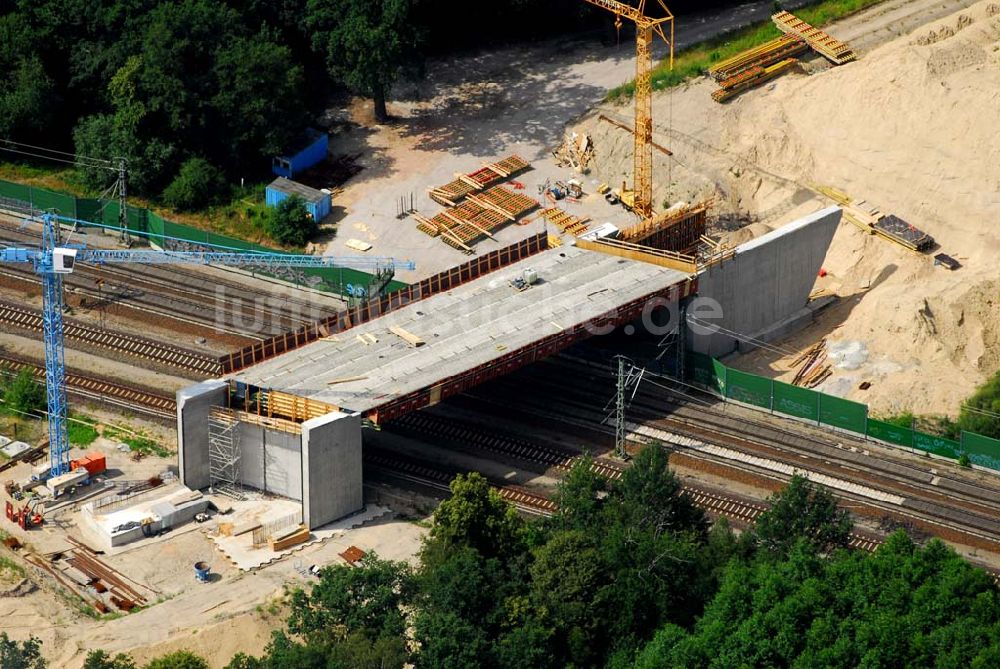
left=453, top=359, right=1000, bottom=548
left=0, top=353, right=177, bottom=421
left=0, top=218, right=336, bottom=338
left=0, top=299, right=220, bottom=377
left=380, top=407, right=1000, bottom=582
left=364, top=447, right=557, bottom=515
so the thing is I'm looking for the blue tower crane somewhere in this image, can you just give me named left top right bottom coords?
left=0, top=213, right=414, bottom=479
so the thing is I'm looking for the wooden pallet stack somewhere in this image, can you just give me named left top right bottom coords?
left=540, top=207, right=590, bottom=236
left=429, top=155, right=531, bottom=206
left=772, top=11, right=856, bottom=65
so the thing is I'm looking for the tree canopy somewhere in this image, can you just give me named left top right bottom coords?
left=12, top=449, right=1000, bottom=668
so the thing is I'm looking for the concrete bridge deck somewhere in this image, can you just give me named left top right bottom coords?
left=231, top=243, right=695, bottom=423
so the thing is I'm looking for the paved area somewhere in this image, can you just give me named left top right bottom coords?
left=234, top=245, right=689, bottom=414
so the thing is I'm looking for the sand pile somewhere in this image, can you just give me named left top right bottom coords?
left=581, top=0, right=1000, bottom=415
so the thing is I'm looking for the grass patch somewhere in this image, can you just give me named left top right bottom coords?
left=607, top=0, right=890, bottom=101
left=0, top=555, right=26, bottom=585
left=880, top=412, right=915, bottom=429
left=67, top=414, right=99, bottom=446
left=104, top=426, right=171, bottom=458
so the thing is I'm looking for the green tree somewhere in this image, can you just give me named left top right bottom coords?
left=84, top=650, right=136, bottom=669
left=610, top=443, right=707, bottom=537
left=549, top=455, right=606, bottom=532
left=144, top=651, right=208, bottom=669
left=754, top=474, right=851, bottom=556
left=212, top=30, right=310, bottom=162
left=265, top=196, right=317, bottom=247
left=162, top=158, right=227, bottom=211
left=3, top=368, right=46, bottom=415
left=412, top=611, right=489, bottom=669
left=0, top=55, right=55, bottom=142
left=530, top=529, right=607, bottom=667
left=956, top=369, right=1000, bottom=438
left=0, top=633, right=46, bottom=669
left=424, top=472, right=525, bottom=562
left=306, top=0, right=422, bottom=121
left=286, top=553, right=412, bottom=643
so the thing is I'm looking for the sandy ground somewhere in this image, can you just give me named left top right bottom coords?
left=0, top=508, right=426, bottom=669
left=576, top=0, right=998, bottom=417
left=319, top=0, right=993, bottom=417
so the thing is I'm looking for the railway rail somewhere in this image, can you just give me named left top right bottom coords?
left=0, top=299, right=220, bottom=376
left=0, top=218, right=335, bottom=338
left=380, top=407, right=997, bottom=580
left=451, top=358, right=1000, bottom=549
left=0, top=353, right=177, bottom=421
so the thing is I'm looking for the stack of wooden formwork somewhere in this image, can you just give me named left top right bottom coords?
left=415, top=185, right=539, bottom=253
left=429, top=155, right=531, bottom=206
left=772, top=11, right=856, bottom=64
left=540, top=207, right=590, bottom=236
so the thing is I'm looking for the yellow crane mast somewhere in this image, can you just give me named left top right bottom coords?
left=584, top=0, right=674, bottom=219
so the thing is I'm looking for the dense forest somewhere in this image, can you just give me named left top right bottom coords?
left=6, top=449, right=999, bottom=669
left=0, top=0, right=742, bottom=210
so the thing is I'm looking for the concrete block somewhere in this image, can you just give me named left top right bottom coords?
left=177, top=380, right=228, bottom=491
left=301, top=411, right=363, bottom=529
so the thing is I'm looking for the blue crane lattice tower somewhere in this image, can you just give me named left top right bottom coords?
left=0, top=213, right=413, bottom=478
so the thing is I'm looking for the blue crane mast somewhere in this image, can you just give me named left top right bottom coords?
left=0, top=213, right=414, bottom=478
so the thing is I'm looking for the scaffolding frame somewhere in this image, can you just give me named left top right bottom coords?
left=208, top=406, right=244, bottom=500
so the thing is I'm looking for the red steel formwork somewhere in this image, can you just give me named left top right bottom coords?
left=220, top=233, right=549, bottom=373
left=365, top=278, right=696, bottom=424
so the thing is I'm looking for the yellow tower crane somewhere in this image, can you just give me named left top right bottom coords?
left=584, top=0, right=674, bottom=219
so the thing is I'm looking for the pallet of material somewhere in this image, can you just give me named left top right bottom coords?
left=708, top=34, right=807, bottom=81
left=540, top=207, right=589, bottom=236
left=872, top=215, right=934, bottom=252
left=429, top=155, right=531, bottom=206
left=772, top=10, right=856, bottom=65
left=269, top=524, right=311, bottom=551
left=712, top=59, right=799, bottom=102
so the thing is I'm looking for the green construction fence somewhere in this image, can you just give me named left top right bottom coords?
left=687, top=352, right=1000, bottom=472
left=0, top=178, right=405, bottom=298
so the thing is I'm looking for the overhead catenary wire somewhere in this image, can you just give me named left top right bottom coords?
left=0, top=138, right=114, bottom=166
left=0, top=145, right=118, bottom=171
left=685, top=315, right=802, bottom=358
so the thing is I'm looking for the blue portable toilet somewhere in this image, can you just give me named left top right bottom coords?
left=265, top=177, right=332, bottom=222
left=272, top=129, right=328, bottom=179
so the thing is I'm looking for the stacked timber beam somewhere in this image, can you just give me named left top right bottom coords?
left=710, top=12, right=856, bottom=103
left=772, top=11, right=856, bottom=65
left=541, top=207, right=590, bottom=236
left=708, top=34, right=807, bottom=81
left=791, top=339, right=830, bottom=388
left=429, top=155, right=530, bottom=206
left=416, top=185, right=540, bottom=254
left=712, top=58, right=799, bottom=102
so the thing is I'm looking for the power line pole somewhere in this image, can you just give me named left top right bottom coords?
left=615, top=355, right=627, bottom=459
left=117, top=158, right=130, bottom=247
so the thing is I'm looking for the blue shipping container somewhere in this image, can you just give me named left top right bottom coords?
left=266, top=177, right=332, bottom=222
left=272, top=129, right=328, bottom=179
